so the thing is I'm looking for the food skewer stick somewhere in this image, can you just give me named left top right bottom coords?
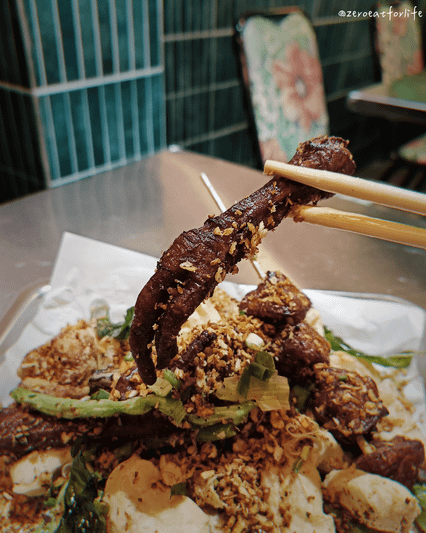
left=264, top=159, right=426, bottom=216
left=200, top=172, right=265, bottom=280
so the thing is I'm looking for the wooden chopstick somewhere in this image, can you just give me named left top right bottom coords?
left=291, top=205, right=426, bottom=249
left=264, top=159, right=426, bottom=216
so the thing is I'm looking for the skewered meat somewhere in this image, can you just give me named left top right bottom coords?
left=129, top=136, right=356, bottom=384
left=313, top=364, right=389, bottom=443
left=239, top=271, right=311, bottom=325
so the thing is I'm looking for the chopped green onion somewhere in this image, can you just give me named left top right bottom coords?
left=292, top=457, right=304, bottom=473
left=249, top=361, right=271, bottom=381
left=300, top=445, right=310, bottom=461
left=170, top=482, right=187, bottom=497
left=254, top=351, right=275, bottom=379
left=292, top=446, right=310, bottom=472
left=292, top=384, right=313, bottom=412
left=217, top=373, right=289, bottom=412
left=237, top=351, right=275, bottom=398
left=197, top=423, right=238, bottom=442
left=90, top=389, right=110, bottom=400
left=237, top=367, right=252, bottom=398
left=149, top=378, right=173, bottom=397
left=413, top=484, right=426, bottom=532
left=163, top=368, right=182, bottom=390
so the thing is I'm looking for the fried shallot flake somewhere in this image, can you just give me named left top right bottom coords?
left=181, top=410, right=321, bottom=532
left=17, top=320, right=127, bottom=399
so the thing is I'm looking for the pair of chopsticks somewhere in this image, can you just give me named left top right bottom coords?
left=263, top=160, right=426, bottom=250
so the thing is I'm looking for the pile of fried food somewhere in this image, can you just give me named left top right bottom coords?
left=1, top=137, right=426, bottom=533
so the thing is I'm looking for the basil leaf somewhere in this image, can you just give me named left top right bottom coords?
left=324, top=327, right=413, bottom=368
left=96, top=306, right=135, bottom=340
left=55, top=450, right=107, bottom=533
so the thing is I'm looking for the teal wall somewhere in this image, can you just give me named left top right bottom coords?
left=1, top=1, right=425, bottom=203
left=1, top=0, right=165, bottom=202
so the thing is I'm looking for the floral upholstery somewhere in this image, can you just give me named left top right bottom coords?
left=239, top=11, right=328, bottom=164
left=376, top=1, right=424, bottom=86
left=375, top=1, right=426, bottom=166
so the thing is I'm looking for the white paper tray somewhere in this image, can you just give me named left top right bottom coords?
left=0, top=233, right=425, bottom=532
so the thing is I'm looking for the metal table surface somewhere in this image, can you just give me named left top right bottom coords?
left=1, top=147, right=426, bottom=330
left=347, top=82, right=426, bottom=126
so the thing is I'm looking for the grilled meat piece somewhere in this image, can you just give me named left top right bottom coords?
left=313, top=364, right=389, bottom=443
left=130, top=136, right=356, bottom=384
left=0, top=404, right=181, bottom=460
left=171, top=330, right=218, bottom=371
left=271, top=321, right=331, bottom=385
left=239, top=271, right=311, bottom=325
left=355, top=436, right=424, bottom=489
left=0, top=404, right=103, bottom=460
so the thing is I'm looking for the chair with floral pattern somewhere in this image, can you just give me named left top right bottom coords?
left=235, top=7, right=328, bottom=168
left=373, top=0, right=426, bottom=186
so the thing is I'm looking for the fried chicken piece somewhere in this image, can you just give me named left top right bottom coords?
left=355, top=436, right=424, bottom=489
left=271, top=321, right=330, bottom=384
left=313, top=364, right=388, bottom=443
left=130, top=136, right=356, bottom=384
left=239, top=271, right=311, bottom=325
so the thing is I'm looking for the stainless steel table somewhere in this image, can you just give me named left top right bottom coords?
left=347, top=82, right=426, bottom=126
left=1, top=147, right=426, bottom=330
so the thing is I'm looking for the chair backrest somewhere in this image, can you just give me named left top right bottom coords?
left=373, top=1, right=424, bottom=86
left=235, top=7, right=329, bottom=167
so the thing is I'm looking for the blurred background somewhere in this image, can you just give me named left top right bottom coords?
left=2, top=0, right=426, bottom=204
